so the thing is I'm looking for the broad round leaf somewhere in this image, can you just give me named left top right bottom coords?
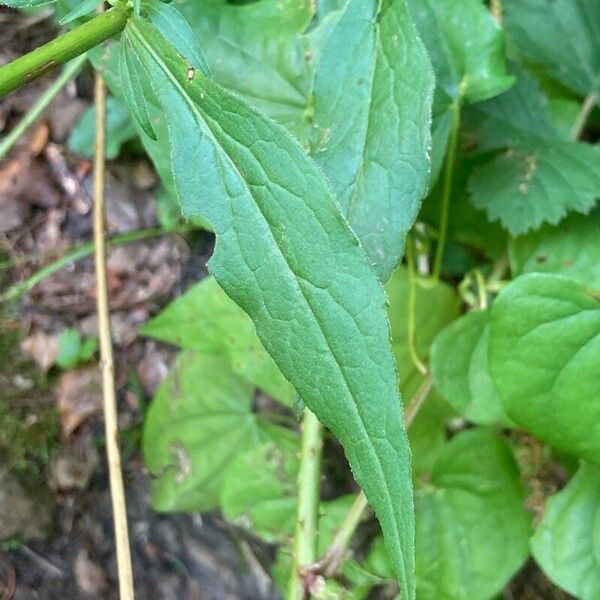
left=490, top=274, right=600, bottom=462
left=430, top=310, right=512, bottom=426
left=532, top=462, right=600, bottom=600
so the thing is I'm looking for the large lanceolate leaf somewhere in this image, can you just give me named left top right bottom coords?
left=531, top=462, right=600, bottom=600
left=311, top=0, right=434, bottom=282
left=123, top=20, right=416, bottom=597
left=489, top=274, right=600, bottom=462
left=509, top=210, right=600, bottom=289
left=503, top=0, right=600, bottom=99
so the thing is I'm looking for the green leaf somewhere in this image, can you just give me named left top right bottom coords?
left=406, top=0, right=514, bottom=104
left=503, top=0, right=600, bottom=99
left=467, top=68, right=600, bottom=235
left=0, top=0, right=55, bottom=7
left=385, top=267, right=460, bottom=475
left=119, top=36, right=157, bottom=140
left=55, top=328, right=97, bottom=369
left=178, top=0, right=317, bottom=146
left=469, top=140, right=600, bottom=235
left=430, top=310, right=512, bottom=426
left=221, top=440, right=299, bottom=544
left=489, top=274, right=600, bottom=462
left=531, top=462, right=600, bottom=600
left=509, top=210, right=600, bottom=289
left=142, top=276, right=293, bottom=406
left=465, top=67, right=559, bottom=151
left=58, top=0, right=100, bottom=24
left=124, top=20, right=416, bottom=596
left=68, top=96, right=137, bottom=159
left=143, top=352, right=292, bottom=511
left=311, top=0, right=434, bottom=282
left=416, top=429, right=530, bottom=599
left=361, top=429, right=531, bottom=600
left=143, top=0, right=210, bottom=77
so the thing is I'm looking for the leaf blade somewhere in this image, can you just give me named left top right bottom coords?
left=124, top=20, right=416, bottom=597
left=311, top=0, right=434, bottom=281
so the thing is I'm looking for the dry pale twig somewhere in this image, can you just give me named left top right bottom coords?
left=93, top=7, right=135, bottom=598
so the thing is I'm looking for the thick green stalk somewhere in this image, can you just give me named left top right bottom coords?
left=432, top=98, right=462, bottom=280
left=289, top=408, right=323, bottom=600
left=0, top=54, right=87, bottom=160
left=0, top=4, right=130, bottom=98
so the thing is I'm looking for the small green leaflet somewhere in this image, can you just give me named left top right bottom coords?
left=503, top=0, right=600, bottom=100
left=122, top=19, right=416, bottom=598
left=430, top=310, right=512, bottom=426
left=531, top=462, right=600, bottom=600
left=311, top=0, right=434, bottom=282
left=489, top=274, right=600, bottom=462
left=69, top=95, right=137, bottom=159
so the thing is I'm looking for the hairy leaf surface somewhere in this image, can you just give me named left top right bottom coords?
left=531, top=462, right=600, bottom=600
left=123, top=20, right=415, bottom=596
left=490, top=274, right=600, bottom=462
left=311, top=0, right=434, bottom=281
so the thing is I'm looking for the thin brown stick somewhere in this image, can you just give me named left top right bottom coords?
left=93, top=12, right=135, bottom=599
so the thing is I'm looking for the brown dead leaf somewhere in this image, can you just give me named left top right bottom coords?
left=20, top=330, right=58, bottom=372
left=56, top=368, right=102, bottom=437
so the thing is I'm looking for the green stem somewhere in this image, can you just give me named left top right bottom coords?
left=570, top=91, right=597, bottom=140
left=406, top=236, right=428, bottom=376
left=0, top=54, right=87, bottom=160
left=432, top=98, right=462, bottom=280
left=0, top=224, right=193, bottom=304
left=289, top=408, right=323, bottom=600
left=0, top=4, right=130, bottom=98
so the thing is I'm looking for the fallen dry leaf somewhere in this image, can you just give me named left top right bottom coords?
left=20, top=330, right=58, bottom=372
left=56, top=368, right=102, bottom=436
